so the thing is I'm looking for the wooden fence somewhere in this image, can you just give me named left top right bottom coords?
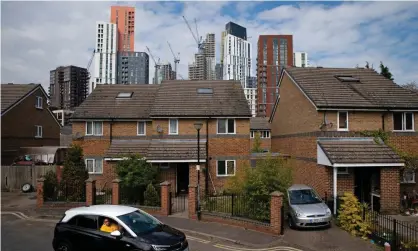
left=1, top=165, right=57, bottom=191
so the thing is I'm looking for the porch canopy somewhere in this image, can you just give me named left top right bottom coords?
left=317, top=137, right=404, bottom=214
left=105, top=139, right=206, bottom=163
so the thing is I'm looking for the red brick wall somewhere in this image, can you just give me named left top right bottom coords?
left=380, top=167, right=400, bottom=213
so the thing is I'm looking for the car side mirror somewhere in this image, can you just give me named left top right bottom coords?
left=110, top=230, right=121, bottom=237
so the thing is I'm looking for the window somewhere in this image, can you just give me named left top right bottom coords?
left=169, top=119, right=178, bottom=135
left=393, top=112, right=414, bottom=131
left=261, top=131, right=270, bottom=138
left=217, top=160, right=235, bottom=176
left=137, top=121, right=146, bottom=135
left=250, top=159, right=257, bottom=168
left=35, top=96, right=43, bottom=109
left=217, top=119, right=235, bottom=134
left=35, top=125, right=42, bottom=138
left=85, top=158, right=103, bottom=174
left=335, top=76, right=360, bottom=82
left=71, top=215, right=98, bottom=229
left=337, top=167, right=349, bottom=175
left=338, top=111, right=348, bottom=131
left=250, top=131, right=254, bottom=138
left=86, top=121, right=103, bottom=136
left=116, top=92, right=133, bottom=98
left=197, top=88, right=213, bottom=94
left=401, top=169, right=415, bottom=183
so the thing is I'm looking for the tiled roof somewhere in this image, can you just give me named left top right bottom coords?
left=72, top=85, right=159, bottom=119
left=106, top=139, right=150, bottom=157
left=146, top=139, right=207, bottom=160
left=285, top=67, right=418, bottom=109
left=1, top=84, right=39, bottom=113
left=317, top=138, right=403, bottom=164
left=250, top=117, right=270, bottom=130
left=149, top=80, right=251, bottom=117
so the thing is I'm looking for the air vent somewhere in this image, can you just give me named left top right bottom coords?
left=116, top=92, right=133, bottom=98
left=335, top=76, right=360, bottom=82
left=197, top=88, right=213, bottom=94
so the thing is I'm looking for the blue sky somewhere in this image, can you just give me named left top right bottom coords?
left=1, top=1, right=418, bottom=88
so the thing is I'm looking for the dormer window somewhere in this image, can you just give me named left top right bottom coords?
left=116, top=92, right=133, bottom=98
left=197, top=88, right=213, bottom=94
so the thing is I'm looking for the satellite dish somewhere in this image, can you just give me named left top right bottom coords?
left=156, top=125, right=163, bottom=133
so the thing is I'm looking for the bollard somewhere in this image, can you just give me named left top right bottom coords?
left=384, top=242, right=390, bottom=251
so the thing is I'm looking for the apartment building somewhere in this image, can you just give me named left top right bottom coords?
left=117, top=51, right=149, bottom=84
left=71, top=80, right=252, bottom=193
left=293, top=52, right=309, bottom=67
left=110, top=6, right=135, bottom=52
left=270, top=67, right=418, bottom=214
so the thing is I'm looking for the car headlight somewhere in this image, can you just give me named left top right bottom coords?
left=295, top=210, right=304, bottom=217
left=151, top=245, right=170, bottom=251
left=326, top=208, right=332, bottom=215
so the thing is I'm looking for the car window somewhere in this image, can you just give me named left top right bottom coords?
left=67, top=215, right=98, bottom=229
left=289, top=189, right=322, bottom=205
left=117, top=210, right=162, bottom=235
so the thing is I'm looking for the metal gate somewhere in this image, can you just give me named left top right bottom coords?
left=169, top=192, right=188, bottom=214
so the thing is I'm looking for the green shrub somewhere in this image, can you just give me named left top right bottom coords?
left=43, top=170, right=58, bottom=200
left=144, top=183, right=160, bottom=207
left=337, top=192, right=371, bottom=239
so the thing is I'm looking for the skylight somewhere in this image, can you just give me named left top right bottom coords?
left=116, top=92, right=133, bottom=98
left=335, top=76, right=360, bottom=82
left=197, top=88, right=213, bottom=94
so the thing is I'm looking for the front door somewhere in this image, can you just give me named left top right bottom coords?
left=176, top=163, right=189, bottom=195
left=354, top=167, right=380, bottom=204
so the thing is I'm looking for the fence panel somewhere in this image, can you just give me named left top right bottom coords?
left=95, top=187, right=112, bottom=205
left=44, top=183, right=86, bottom=202
left=2, top=165, right=56, bottom=191
left=201, top=193, right=270, bottom=223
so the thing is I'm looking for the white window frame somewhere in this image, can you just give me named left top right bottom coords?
left=260, top=130, right=270, bottom=138
left=168, top=119, right=178, bottom=135
left=35, top=125, right=43, bottom=138
left=85, top=121, right=103, bottom=136
left=250, top=131, right=255, bottom=138
left=393, top=112, right=415, bottom=132
left=217, top=118, right=236, bottom=134
left=216, top=160, right=236, bottom=177
left=85, top=158, right=103, bottom=174
left=401, top=169, right=416, bottom=184
left=337, top=167, right=349, bottom=175
left=35, top=96, right=43, bottom=109
left=337, top=111, right=349, bottom=131
left=137, top=121, right=146, bottom=136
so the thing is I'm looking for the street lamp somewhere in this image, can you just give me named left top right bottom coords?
left=194, top=121, right=203, bottom=220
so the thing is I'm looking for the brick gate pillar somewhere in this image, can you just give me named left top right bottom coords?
left=112, top=179, right=120, bottom=205
left=188, top=185, right=197, bottom=220
left=270, top=191, right=284, bottom=235
left=380, top=167, right=400, bottom=213
left=36, top=178, right=45, bottom=208
left=85, top=178, right=96, bottom=206
left=160, top=181, right=171, bottom=216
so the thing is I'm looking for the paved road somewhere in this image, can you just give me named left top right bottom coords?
left=2, top=215, right=300, bottom=251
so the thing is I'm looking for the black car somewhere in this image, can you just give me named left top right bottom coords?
left=52, top=205, right=189, bottom=251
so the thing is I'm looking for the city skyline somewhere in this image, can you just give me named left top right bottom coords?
left=2, top=1, right=417, bottom=91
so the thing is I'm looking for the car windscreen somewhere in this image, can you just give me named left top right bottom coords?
left=117, top=210, right=162, bottom=235
left=289, top=189, right=322, bottom=205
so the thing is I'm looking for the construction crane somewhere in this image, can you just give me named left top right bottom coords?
left=182, top=15, right=204, bottom=53
left=167, top=41, right=180, bottom=80
left=146, top=46, right=161, bottom=84
left=86, top=49, right=95, bottom=96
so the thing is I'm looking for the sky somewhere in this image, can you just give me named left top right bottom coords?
left=1, top=1, right=418, bottom=91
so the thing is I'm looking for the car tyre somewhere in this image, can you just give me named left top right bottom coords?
left=55, top=241, right=72, bottom=251
left=21, top=183, right=32, bottom=193
left=288, top=215, right=296, bottom=229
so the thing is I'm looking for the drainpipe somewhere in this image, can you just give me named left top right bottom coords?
left=333, top=166, right=338, bottom=215
left=381, top=112, right=385, bottom=131
left=109, top=119, right=114, bottom=143
left=205, top=119, right=209, bottom=195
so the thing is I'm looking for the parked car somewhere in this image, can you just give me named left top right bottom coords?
left=52, top=205, right=189, bottom=251
left=287, top=184, right=332, bottom=229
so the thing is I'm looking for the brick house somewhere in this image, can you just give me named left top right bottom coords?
left=1, top=83, right=61, bottom=164
left=71, top=80, right=252, bottom=194
left=270, top=67, right=418, bottom=214
left=250, top=117, right=271, bottom=152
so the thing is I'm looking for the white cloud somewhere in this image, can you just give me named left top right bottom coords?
left=1, top=1, right=417, bottom=92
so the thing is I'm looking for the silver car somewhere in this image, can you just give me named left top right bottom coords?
left=287, top=184, right=332, bottom=229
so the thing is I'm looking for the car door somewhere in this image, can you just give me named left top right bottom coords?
left=73, top=215, right=105, bottom=251
left=97, top=216, right=137, bottom=251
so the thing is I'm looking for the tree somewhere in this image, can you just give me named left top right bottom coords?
left=43, top=170, right=58, bottom=200
left=251, top=131, right=264, bottom=153
left=379, top=62, right=394, bottom=81
left=61, top=144, right=89, bottom=201
left=144, top=183, right=160, bottom=207
left=403, top=81, right=418, bottom=93
left=115, top=154, right=158, bottom=189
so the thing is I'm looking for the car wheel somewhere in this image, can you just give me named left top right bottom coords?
left=55, top=241, right=72, bottom=251
left=288, top=215, right=296, bottom=229
left=21, top=183, right=32, bottom=193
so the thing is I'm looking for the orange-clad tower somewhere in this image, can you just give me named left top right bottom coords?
left=110, top=6, right=135, bottom=52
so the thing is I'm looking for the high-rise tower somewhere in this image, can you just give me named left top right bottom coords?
left=110, top=6, right=135, bottom=52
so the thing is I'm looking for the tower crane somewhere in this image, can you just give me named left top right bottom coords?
left=167, top=41, right=180, bottom=80
left=146, top=46, right=161, bottom=84
left=86, top=49, right=95, bottom=95
left=182, top=16, right=204, bottom=53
